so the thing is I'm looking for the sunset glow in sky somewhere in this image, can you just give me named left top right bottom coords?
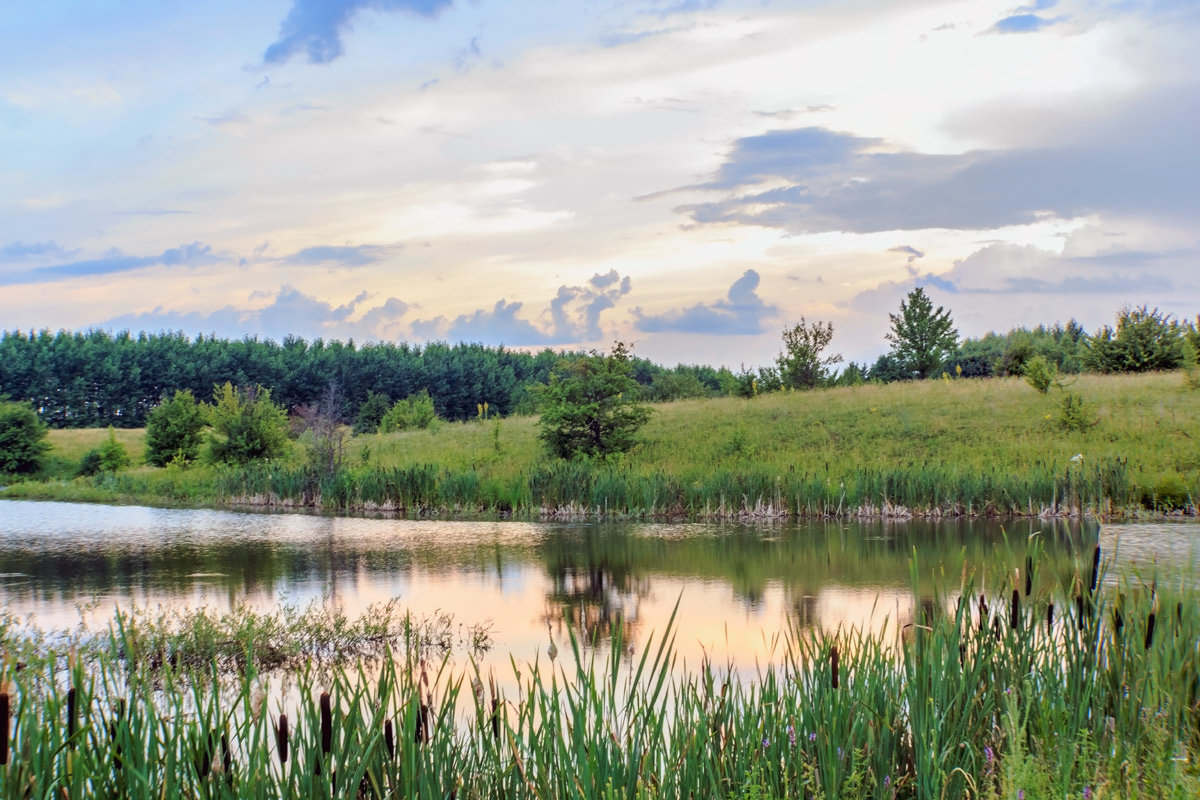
left=2, top=0, right=1197, bottom=366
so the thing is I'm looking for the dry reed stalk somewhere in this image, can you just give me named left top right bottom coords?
left=276, top=714, right=289, bottom=765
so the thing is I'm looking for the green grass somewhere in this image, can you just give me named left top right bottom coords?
left=2, top=546, right=1199, bottom=798
left=6, top=371, right=1198, bottom=517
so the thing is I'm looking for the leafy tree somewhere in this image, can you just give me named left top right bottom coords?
left=303, top=381, right=349, bottom=475
left=206, top=382, right=290, bottom=465
left=537, top=342, right=652, bottom=459
left=379, top=390, right=439, bottom=433
left=1022, top=355, right=1059, bottom=394
left=776, top=318, right=842, bottom=390
left=145, top=389, right=206, bottom=466
left=885, top=287, right=959, bottom=379
left=1084, top=306, right=1186, bottom=373
left=0, top=400, right=49, bottom=474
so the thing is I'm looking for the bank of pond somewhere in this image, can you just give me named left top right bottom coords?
left=2, top=538, right=1198, bottom=799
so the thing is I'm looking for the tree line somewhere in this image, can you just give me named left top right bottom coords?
left=1, top=295, right=1197, bottom=433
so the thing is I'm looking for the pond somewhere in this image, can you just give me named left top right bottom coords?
left=1, top=499, right=1196, bottom=673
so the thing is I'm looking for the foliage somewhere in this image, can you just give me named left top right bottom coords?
left=0, top=399, right=49, bottom=474
left=353, top=390, right=392, bottom=434
left=1057, top=391, right=1098, bottom=432
left=775, top=318, right=842, bottom=390
left=378, top=389, right=439, bottom=433
left=303, top=381, right=350, bottom=476
left=205, top=382, right=290, bottom=465
left=78, top=427, right=133, bottom=476
left=1022, top=354, right=1059, bottom=393
left=144, top=389, right=206, bottom=466
left=1181, top=338, right=1200, bottom=390
left=537, top=342, right=653, bottom=459
left=1085, top=305, right=1187, bottom=373
left=885, top=286, right=959, bottom=379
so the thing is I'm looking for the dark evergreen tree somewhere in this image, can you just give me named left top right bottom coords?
left=885, top=287, right=959, bottom=379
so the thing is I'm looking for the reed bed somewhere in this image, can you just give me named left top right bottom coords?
left=2, top=545, right=1198, bottom=798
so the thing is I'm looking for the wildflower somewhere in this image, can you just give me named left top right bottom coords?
left=762, top=736, right=770, bottom=750
left=984, top=746, right=994, bottom=764
left=787, top=724, right=796, bottom=747
left=809, top=732, right=817, bottom=742
left=1083, top=787, right=1092, bottom=799
left=1019, top=791, right=1025, bottom=799
left=884, top=775, right=891, bottom=789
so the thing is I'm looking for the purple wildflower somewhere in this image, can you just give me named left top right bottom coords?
left=787, top=724, right=796, bottom=747
left=884, top=775, right=890, bottom=788
left=762, top=736, right=770, bottom=750
left=1083, top=789, right=1092, bottom=800
left=984, top=746, right=994, bottom=764
left=808, top=732, right=817, bottom=742
left=1019, top=791, right=1024, bottom=800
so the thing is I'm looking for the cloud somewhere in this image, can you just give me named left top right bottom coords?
left=442, top=300, right=556, bottom=346
left=282, top=244, right=403, bottom=267
left=889, top=245, right=924, bottom=265
left=989, top=13, right=1066, bottom=34
left=413, top=270, right=634, bottom=346
left=263, top=0, right=455, bottom=65
left=1, top=240, right=76, bottom=261
left=101, top=285, right=411, bottom=343
left=677, top=87, right=1200, bottom=234
left=15, top=243, right=218, bottom=282
left=634, top=269, right=780, bottom=335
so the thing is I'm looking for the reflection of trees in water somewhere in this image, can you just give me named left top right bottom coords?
left=541, top=529, right=650, bottom=649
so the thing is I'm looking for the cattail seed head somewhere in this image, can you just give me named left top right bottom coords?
left=320, top=692, right=332, bottom=754
left=277, top=714, right=289, bottom=765
left=830, top=646, right=839, bottom=690
left=1046, top=603, right=1054, bottom=634
left=0, top=689, right=9, bottom=766
left=384, top=719, right=395, bottom=760
left=1025, top=556, right=1033, bottom=597
left=1011, top=589, right=1020, bottom=631
left=1145, top=612, right=1156, bottom=650
left=979, top=595, right=989, bottom=632
left=1089, top=545, right=1101, bottom=594
left=1113, top=607, right=1124, bottom=638
left=67, top=687, right=77, bottom=742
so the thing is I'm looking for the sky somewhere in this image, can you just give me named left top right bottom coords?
left=2, top=0, right=1198, bottom=368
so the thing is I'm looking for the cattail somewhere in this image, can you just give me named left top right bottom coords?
left=415, top=703, right=430, bottom=744
left=320, top=692, right=332, bottom=755
left=67, top=686, right=77, bottom=743
left=221, top=731, right=232, bottom=775
left=1145, top=612, right=1156, bottom=650
left=1, top=687, right=9, bottom=766
left=830, top=646, right=839, bottom=690
left=1011, top=589, right=1020, bottom=631
left=490, top=698, right=500, bottom=741
left=979, top=595, right=989, bottom=632
left=111, top=698, right=125, bottom=771
left=1113, top=607, right=1124, bottom=638
left=1089, top=545, right=1101, bottom=594
left=276, top=714, right=289, bottom=765
left=1046, top=603, right=1054, bottom=634
left=1025, top=556, right=1033, bottom=597
left=384, top=719, right=395, bottom=760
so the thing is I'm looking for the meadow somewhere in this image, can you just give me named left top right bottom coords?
left=1, top=543, right=1198, bottom=799
left=7, top=371, right=1198, bottom=517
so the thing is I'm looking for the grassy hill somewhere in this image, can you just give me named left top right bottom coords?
left=7, top=371, right=1198, bottom=517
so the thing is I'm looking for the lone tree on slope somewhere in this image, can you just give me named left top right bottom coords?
left=886, top=286, right=959, bottom=379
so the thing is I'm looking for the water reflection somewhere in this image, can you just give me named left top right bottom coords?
left=2, top=499, right=1196, bottom=669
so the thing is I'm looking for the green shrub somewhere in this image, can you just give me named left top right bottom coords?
left=145, top=389, right=206, bottom=466
left=206, top=382, right=290, bottom=465
left=0, top=399, right=49, bottom=474
left=379, top=390, right=439, bottom=433
left=1022, top=354, right=1058, bottom=393
left=1057, top=392, right=1098, bottom=432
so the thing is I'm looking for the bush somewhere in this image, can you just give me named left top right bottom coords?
left=1057, top=392, right=1098, bottom=432
left=1022, top=354, right=1058, bottom=393
left=78, top=428, right=133, bottom=476
left=0, top=400, right=49, bottom=474
left=145, top=390, right=206, bottom=466
left=378, top=390, right=438, bottom=433
left=206, top=382, right=290, bottom=465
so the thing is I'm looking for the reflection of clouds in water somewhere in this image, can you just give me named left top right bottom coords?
left=1099, top=523, right=1200, bottom=584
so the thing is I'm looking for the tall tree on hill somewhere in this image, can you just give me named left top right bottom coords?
left=886, top=287, right=959, bottom=379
